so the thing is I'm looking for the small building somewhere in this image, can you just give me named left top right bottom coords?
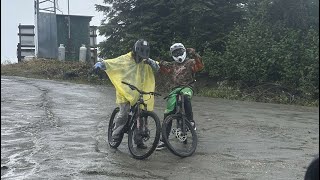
left=56, top=14, right=92, bottom=61
left=37, top=12, right=94, bottom=62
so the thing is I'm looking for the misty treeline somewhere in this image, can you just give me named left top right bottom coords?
left=95, top=0, right=319, bottom=102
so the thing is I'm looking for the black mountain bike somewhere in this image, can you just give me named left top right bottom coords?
left=161, top=81, right=198, bottom=157
left=108, top=81, right=161, bottom=160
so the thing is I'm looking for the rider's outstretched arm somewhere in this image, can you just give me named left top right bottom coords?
left=187, top=48, right=204, bottom=73
left=145, top=58, right=160, bottom=72
left=159, top=60, right=174, bottom=74
left=93, top=61, right=106, bottom=70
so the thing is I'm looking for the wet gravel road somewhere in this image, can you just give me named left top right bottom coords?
left=1, top=76, right=319, bottom=180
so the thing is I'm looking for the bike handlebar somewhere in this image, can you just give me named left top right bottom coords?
left=121, top=81, right=161, bottom=96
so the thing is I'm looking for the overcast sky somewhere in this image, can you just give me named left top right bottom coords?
left=1, top=0, right=106, bottom=63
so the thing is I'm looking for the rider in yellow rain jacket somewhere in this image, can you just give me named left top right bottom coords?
left=94, top=39, right=159, bottom=149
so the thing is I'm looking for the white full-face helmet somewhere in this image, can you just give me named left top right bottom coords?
left=170, top=43, right=186, bottom=63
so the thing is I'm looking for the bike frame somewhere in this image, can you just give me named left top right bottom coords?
left=126, top=94, right=148, bottom=133
left=169, top=80, right=195, bottom=136
left=108, top=81, right=161, bottom=159
left=121, top=81, right=158, bottom=134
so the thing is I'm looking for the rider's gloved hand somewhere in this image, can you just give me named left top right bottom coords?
left=186, top=48, right=196, bottom=54
left=144, top=58, right=160, bottom=72
left=92, top=61, right=106, bottom=75
left=142, top=58, right=151, bottom=65
left=94, top=62, right=106, bottom=70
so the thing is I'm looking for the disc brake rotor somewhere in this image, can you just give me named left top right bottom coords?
left=172, top=128, right=187, bottom=142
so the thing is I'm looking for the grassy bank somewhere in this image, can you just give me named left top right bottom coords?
left=1, top=59, right=318, bottom=107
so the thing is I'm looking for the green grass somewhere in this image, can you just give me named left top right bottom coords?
left=1, top=59, right=109, bottom=85
left=1, top=59, right=318, bottom=107
left=197, top=84, right=319, bottom=107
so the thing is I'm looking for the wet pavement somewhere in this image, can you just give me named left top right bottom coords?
left=1, top=76, right=319, bottom=180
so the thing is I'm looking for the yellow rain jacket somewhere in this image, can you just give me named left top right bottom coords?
left=103, top=52, right=156, bottom=111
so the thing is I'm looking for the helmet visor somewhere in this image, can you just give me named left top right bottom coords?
left=171, top=48, right=185, bottom=57
left=138, top=46, right=150, bottom=59
left=135, top=40, right=150, bottom=59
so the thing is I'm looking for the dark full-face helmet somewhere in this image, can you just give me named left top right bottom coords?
left=133, top=39, right=150, bottom=63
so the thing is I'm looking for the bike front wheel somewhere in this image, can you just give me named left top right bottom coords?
left=127, top=111, right=161, bottom=160
left=108, top=107, right=124, bottom=148
left=162, top=114, right=198, bottom=157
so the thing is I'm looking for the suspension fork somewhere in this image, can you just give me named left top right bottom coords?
left=135, top=102, right=148, bottom=131
left=128, top=104, right=137, bottom=130
left=180, top=94, right=187, bottom=136
left=134, top=103, right=143, bottom=130
left=141, top=102, right=148, bottom=131
left=176, top=94, right=187, bottom=136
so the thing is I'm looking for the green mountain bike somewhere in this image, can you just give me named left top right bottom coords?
left=161, top=81, right=198, bottom=157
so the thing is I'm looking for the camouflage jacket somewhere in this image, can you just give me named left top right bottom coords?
left=159, top=48, right=204, bottom=89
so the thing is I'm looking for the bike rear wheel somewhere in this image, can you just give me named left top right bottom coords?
left=108, top=107, right=124, bottom=148
left=162, top=114, right=197, bottom=157
left=128, top=111, right=161, bottom=160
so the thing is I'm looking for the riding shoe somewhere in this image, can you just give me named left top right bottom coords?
left=156, top=141, right=166, bottom=151
left=190, top=121, right=197, bottom=131
left=112, top=134, right=121, bottom=143
left=137, top=143, right=148, bottom=149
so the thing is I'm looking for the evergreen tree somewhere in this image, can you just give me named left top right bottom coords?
left=95, top=0, right=246, bottom=58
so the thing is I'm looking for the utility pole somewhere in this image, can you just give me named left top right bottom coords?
left=35, top=0, right=61, bottom=58
left=68, top=0, right=70, bottom=39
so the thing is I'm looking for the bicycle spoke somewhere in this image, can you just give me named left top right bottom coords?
left=128, top=111, right=161, bottom=159
left=162, top=115, right=197, bottom=157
